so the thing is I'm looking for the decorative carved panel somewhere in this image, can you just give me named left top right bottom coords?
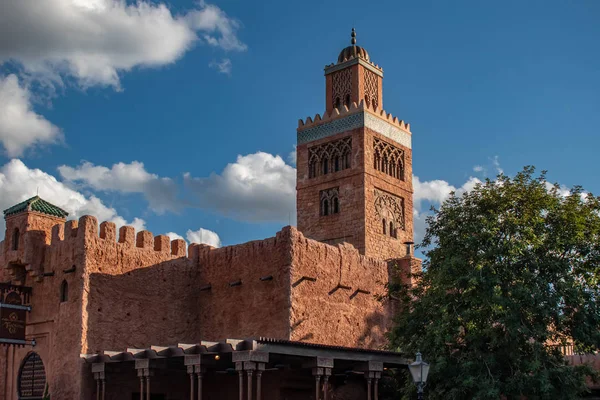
left=331, top=68, right=352, bottom=109
left=373, top=138, right=404, bottom=180
left=374, top=189, right=405, bottom=235
left=308, top=137, right=352, bottom=178
left=363, top=69, right=379, bottom=109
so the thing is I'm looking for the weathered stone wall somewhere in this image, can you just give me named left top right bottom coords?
left=195, top=227, right=294, bottom=341
left=363, top=127, right=414, bottom=261
left=289, top=227, right=390, bottom=349
left=79, top=216, right=201, bottom=353
left=296, top=127, right=367, bottom=254
left=0, top=214, right=87, bottom=400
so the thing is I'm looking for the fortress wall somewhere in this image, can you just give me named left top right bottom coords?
left=77, top=216, right=201, bottom=353
left=195, top=227, right=294, bottom=341
left=288, top=227, right=390, bottom=349
left=1, top=215, right=91, bottom=399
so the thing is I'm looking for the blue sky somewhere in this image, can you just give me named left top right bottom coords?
left=0, top=0, right=598, bottom=249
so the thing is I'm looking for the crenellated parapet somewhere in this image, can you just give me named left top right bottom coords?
left=298, top=99, right=410, bottom=133
left=297, top=100, right=412, bottom=149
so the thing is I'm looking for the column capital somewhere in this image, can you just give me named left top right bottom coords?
left=232, top=350, right=269, bottom=363
left=184, top=354, right=202, bottom=366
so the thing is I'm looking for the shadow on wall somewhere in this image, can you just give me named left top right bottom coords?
left=84, top=257, right=200, bottom=353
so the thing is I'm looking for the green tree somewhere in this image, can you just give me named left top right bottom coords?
left=389, top=167, right=600, bottom=400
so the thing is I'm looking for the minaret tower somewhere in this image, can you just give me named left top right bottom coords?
left=296, top=29, right=414, bottom=261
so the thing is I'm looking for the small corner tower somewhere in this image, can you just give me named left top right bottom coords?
left=296, top=29, right=414, bottom=261
left=3, top=196, right=68, bottom=274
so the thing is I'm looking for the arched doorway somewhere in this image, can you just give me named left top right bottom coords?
left=18, top=352, right=46, bottom=399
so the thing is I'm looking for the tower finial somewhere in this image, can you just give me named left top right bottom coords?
left=351, top=27, right=356, bottom=45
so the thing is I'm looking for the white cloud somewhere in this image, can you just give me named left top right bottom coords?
left=491, top=155, right=504, bottom=175
left=473, top=165, right=484, bottom=173
left=0, top=74, right=62, bottom=157
left=0, top=159, right=145, bottom=239
left=412, top=175, right=482, bottom=244
left=0, top=0, right=246, bottom=88
left=287, top=147, right=297, bottom=166
left=184, top=152, right=296, bottom=222
left=209, top=58, right=232, bottom=75
left=186, top=228, right=221, bottom=247
left=58, top=161, right=179, bottom=213
left=166, top=228, right=221, bottom=248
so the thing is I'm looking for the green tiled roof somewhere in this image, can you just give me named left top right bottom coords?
left=3, top=196, right=69, bottom=218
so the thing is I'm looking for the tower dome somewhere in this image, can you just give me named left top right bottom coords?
left=337, top=28, right=370, bottom=63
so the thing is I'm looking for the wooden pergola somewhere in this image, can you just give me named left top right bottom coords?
left=82, top=337, right=408, bottom=400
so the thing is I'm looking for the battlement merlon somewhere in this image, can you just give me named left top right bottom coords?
left=324, top=56, right=383, bottom=77
left=297, top=100, right=411, bottom=148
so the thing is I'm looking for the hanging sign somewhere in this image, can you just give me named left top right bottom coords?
left=0, top=283, right=32, bottom=345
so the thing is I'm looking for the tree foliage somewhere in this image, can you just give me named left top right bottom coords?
left=389, top=167, right=600, bottom=399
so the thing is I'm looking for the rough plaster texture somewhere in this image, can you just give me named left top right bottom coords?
left=297, top=125, right=414, bottom=261
left=0, top=214, right=406, bottom=399
left=0, top=44, right=417, bottom=399
left=289, top=228, right=390, bottom=348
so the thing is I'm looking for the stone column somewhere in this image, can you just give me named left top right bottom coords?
left=232, top=351, right=269, bottom=400
left=145, top=371, right=151, bottom=400
left=361, top=362, right=383, bottom=400
left=256, top=370, right=263, bottom=400
left=312, top=368, right=323, bottom=400
left=246, top=368, right=254, bottom=400
left=322, top=368, right=331, bottom=400
left=135, top=359, right=150, bottom=400
left=92, top=363, right=105, bottom=400
left=137, top=370, right=145, bottom=400
left=255, top=363, right=265, bottom=400
left=238, top=370, right=244, bottom=400
left=187, top=365, right=195, bottom=400
left=185, top=355, right=202, bottom=400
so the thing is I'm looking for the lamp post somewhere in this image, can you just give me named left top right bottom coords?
left=408, top=352, right=429, bottom=400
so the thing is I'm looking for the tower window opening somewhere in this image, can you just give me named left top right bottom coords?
left=60, top=280, right=68, bottom=303
left=12, top=228, right=19, bottom=251
left=335, top=97, right=341, bottom=109
left=344, top=94, right=351, bottom=108
left=308, top=137, right=352, bottom=179
left=390, top=221, right=396, bottom=238
left=382, top=219, right=387, bottom=235
left=320, top=187, right=339, bottom=217
left=373, top=138, right=405, bottom=181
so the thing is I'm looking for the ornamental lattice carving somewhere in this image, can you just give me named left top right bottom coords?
left=373, top=138, right=404, bottom=180
left=374, top=189, right=405, bottom=236
left=320, top=187, right=339, bottom=216
left=331, top=68, right=352, bottom=109
left=308, top=137, right=352, bottom=178
left=364, top=69, right=379, bottom=110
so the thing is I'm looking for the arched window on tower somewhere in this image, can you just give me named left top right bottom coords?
left=334, top=156, right=340, bottom=172
left=335, top=97, right=341, bottom=110
left=382, top=219, right=387, bottom=235
left=390, top=221, right=396, bottom=238
left=344, top=94, right=351, bottom=108
left=322, top=199, right=329, bottom=216
left=60, top=280, right=68, bottom=303
left=333, top=197, right=339, bottom=214
left=12, top=228, right=19, bottom=251
left=322, top=158, right=329, bottom=175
